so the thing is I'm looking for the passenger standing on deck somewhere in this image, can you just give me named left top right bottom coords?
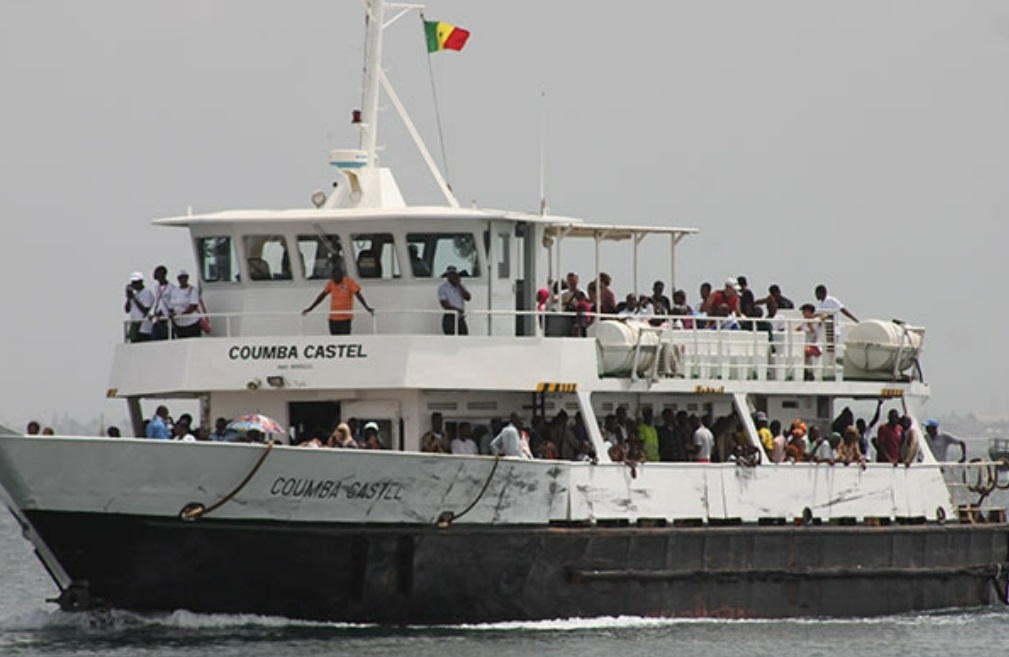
left=168, top=270, right=202, bottom=339
left=837, top=426, right=866, bottom=465
left=638, top=407, right=660, bottom=462
left=210, top=417, right=229, bottom=442
left=328, top=423, right=358, bottom=448
left=691, top=415, right=714, bottom=463
left=657, top=409, right=678, bottom=462
left=899, top=416, right=922, bottom=466
left=755, top=284, right=795, bottom=311
left=598, top=273, right=617, bottom=315
left=360, top=422, right=383, bottom=449
left=303, top=260, right=373, bottom=335
left=149, top=265, right=175, bottom=340
left=438, top=265, right=471, bottom=335
left=697, top=282, right=712, bottom=314
left=548, top=410, right=579, bottom=460
left=770, top=419, right=786, bottom=463
left=737, top=276, right=756, bottom=318
left=754, top=412, right=773, bottom=456
left=124, top=272, right=154, bottom=342
left=814, top=284, right=858, bottom=323
left=650, top=280, right=671, bottom=316
left=451, top=422, right=479, bottom=455
left=798, top=303, right=823, bottom=379
left=420, top=412, right=450, bottom=453
left=875, top=409, right=903, bottom=464
left=703, top=278, right=741, bottom=316
left=490, top=413, right=531, bottom=459
left=923, top=419, right=967, bottom=463
left=145, top=406, right=171, bottom=439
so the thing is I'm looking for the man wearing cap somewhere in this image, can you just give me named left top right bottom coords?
left=923, top=419, right=966, bottom=463
left=438, top=265, right=471, bottom=335
left=702, top=278, right=741, bottom=316
left=168, top=269, right=202, bottom=338
left=360, top=421, right=383, bottom=449
left=754, top=411, right=773, bottom=455
left=124, top=272, right=155, bottom=342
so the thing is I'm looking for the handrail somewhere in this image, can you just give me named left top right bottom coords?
left=119, top=309, right=902, bottom=383
left=122, top=308, right=852, bottom=341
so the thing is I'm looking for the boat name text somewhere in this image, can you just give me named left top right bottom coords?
left=228, top=344, right=368, bottom=360
left=269, top=477, right=404, bottom=501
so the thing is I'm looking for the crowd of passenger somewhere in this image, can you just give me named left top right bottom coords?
left=541, top=272, right=858, bottom=343
left=123, top=261, right=859, bottom=351
left=416, top=402, right=968, bottom=467
left=22, top=401, right=967, bottom=465
left=124, top=265, right=208, bottom=342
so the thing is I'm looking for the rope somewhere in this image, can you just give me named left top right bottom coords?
left=421, top=13, right=453, bottom=189
left=436, top=457, right=500, bottom=527
left=179, top=441, right=275, bottom=521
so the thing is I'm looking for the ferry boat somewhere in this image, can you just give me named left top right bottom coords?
left=1, top=1, right=1007, bottom=623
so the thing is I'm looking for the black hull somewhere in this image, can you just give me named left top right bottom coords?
left=24, top=511, right=1009, bottom=623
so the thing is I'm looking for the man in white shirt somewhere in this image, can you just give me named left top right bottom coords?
left=451, top=422, right=479, bottom=455
left=815, top=284, right=858, bottom=323
left=149, top=265, right=176, bottom=341
left=438, top=265, right=471, bottom=335
left=124, top=272, right=155, bottom=342
left=490, top=413, right=531, bottom=459
left=691, top=415, right=714, bottom=462
left=810, top=428, right=839, bottom=464
left=169, top=269, right=201, bottom=338
left=923, top=419, right=966, bottom=463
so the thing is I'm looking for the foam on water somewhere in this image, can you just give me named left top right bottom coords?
left=3, top=606, right=1003, bottom=636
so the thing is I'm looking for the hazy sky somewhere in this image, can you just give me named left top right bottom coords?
left=3, top=1, right=1009, bottom=429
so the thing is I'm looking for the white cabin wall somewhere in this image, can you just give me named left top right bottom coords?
left=188, top=217, right=529, bottom=338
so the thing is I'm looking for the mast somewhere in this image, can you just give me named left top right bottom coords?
left=360, top=0, right=385, bottom=168
left=329, top=0, right=458, bottom=209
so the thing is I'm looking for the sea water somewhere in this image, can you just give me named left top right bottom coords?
left=1, top=511, right=1007, bottom=657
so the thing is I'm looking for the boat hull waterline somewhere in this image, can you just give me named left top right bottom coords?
left=24, top=511, right=1009, bottom=622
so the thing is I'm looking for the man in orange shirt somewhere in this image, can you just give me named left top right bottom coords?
left=302, top=261, right=374, bottom=334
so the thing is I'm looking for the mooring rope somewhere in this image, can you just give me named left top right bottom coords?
left=179, top=441, right=275, bottom=521
left=436, top=456, right=501, bottom=527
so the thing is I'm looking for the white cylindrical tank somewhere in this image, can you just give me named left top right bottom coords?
left=844, top=320, right=924, bottom=375
left=591, top=320, right=660, bottom=377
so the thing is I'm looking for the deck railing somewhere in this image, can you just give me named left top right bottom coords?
left=940, top=461, right=1009, bottom=522
left=123, top=308, right=870, bottom=383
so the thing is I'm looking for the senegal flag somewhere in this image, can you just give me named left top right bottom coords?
left=424, top=20, right=470, bottom=53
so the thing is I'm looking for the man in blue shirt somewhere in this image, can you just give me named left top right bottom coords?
left=146, top=406, right=171, bottom=439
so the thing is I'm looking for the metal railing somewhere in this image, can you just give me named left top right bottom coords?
left=941, top=460, right=1009, bottom=517
left=122, top=309, right=885, bottom=383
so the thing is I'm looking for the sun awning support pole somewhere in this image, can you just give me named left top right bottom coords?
left=634, top=232, right=647, bottom=298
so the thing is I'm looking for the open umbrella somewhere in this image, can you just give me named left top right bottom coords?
left=226, top=413, right=286, bottom=436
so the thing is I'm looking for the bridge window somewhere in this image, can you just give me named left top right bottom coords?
left=297, top=234, right=344, bottom=280
left=243, top=235, right=292, bottom=281
left=196, top=236, right=238, bottom=283
left=351, top=233, right=400, bottom=280
left=406, top=233, right=480, bottom=279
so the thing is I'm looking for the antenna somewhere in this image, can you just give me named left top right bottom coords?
left=539, top=89, right=549, bottom=216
